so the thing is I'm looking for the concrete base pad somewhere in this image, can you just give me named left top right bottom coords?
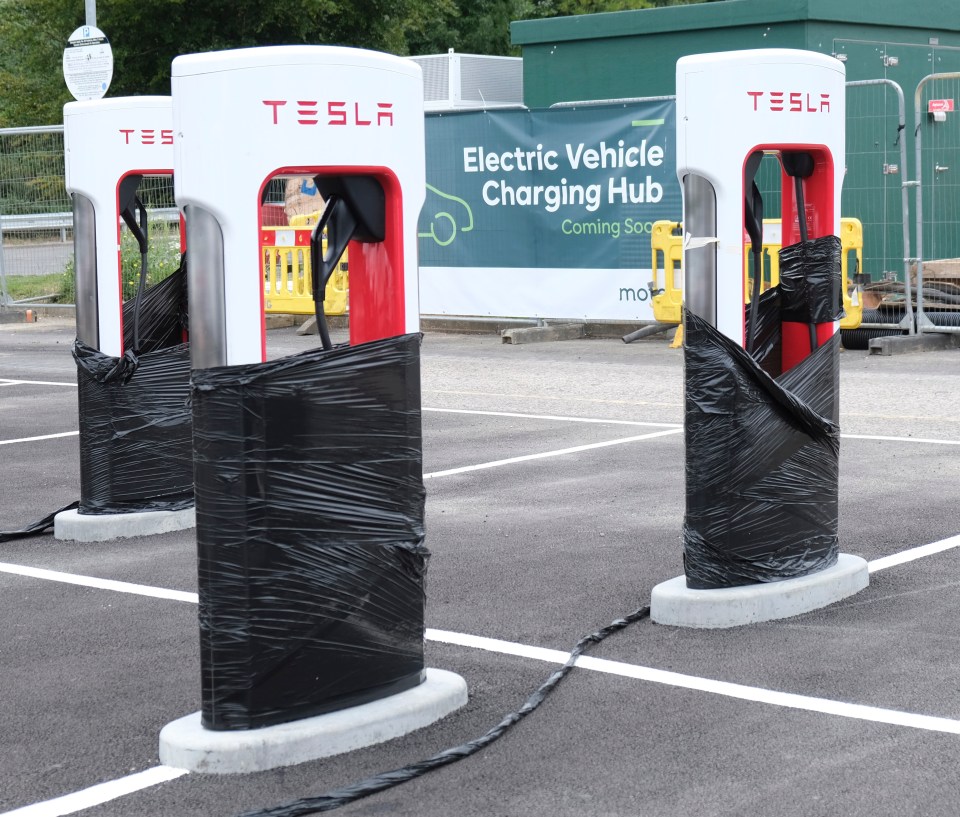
left=54, top=507, right=195, bottom=542
left=651, top=554, right=869, bottom=628
left=159, top=668, right=469, bottom=774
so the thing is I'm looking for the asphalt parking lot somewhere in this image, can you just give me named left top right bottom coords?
left=1, top=315, right=959, bottom=817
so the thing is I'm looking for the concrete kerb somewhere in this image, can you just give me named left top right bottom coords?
left=0, top=306, right=40, bottom=324
left=159, top=668, right=469, bottom=774
left=869, top=332, right=960, bottom=355
left=501, top=323, right=585, bottom=344
left=4, top=305, right=657, bottom=341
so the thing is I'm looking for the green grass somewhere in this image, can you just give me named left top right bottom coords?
left=4, top=221, right=184, bottom=305
left=3, top=272, right=63, bottom=302
left=6, top=220, right=184, bottom=305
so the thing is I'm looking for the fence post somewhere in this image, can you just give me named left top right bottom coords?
left=914, top=71, right=960, bottom=334
left=0, top=213, right=9, bottom=307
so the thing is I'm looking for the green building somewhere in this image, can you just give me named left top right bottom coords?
left=512, top=0, right=960, bottom=282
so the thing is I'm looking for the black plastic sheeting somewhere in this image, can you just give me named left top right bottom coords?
left=0, top=502, right=80, bottom=542
left=122, top=256, right=189, bottom=353
left=190, top=333, right=427, bottom=731
left=73, top=260, right=192, bottom=515
left=779, top=235, right=842, bottom=326
left=682, top=237, right=842, bottom=589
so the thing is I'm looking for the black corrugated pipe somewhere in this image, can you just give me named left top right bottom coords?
left=927, top=311, right=960, bottom=326
left=840, top=308, right=905, bottom=350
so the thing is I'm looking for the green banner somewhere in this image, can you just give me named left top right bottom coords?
left=418, top=102, right=679, bottom=270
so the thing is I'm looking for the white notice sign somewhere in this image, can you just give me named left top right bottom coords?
left=63, top=26, right=113, bottom=102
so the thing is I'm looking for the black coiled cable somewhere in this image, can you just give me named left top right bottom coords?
left=238, top=606, right=650, bottom=817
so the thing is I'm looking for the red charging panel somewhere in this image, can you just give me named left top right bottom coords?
left=260, top=166, right=405, bottom=352
left=743, top=146, right=835, bottom=373
left=347, top=171, right=405, bottom=345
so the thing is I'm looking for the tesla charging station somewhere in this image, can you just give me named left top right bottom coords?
left=159, top=46, right=466, bottom=774
left=651, top=50, right=869, bottom=627
left=171, top=48, right=422, bottom=368
left=64, top=96, right=175, bottom=356
left=58, top=97, right=194, bottom=541
left=675, top=49, right=845, bottom=352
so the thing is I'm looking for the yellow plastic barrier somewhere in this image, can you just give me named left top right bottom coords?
left=650, top=217, right=863, bottom=331
left=741, top=217, right=783, bottom=304
left=838, top=218, right=863, bottom=331
left=650, top=220, right=684, bottom=324
left=261, top=211, right=348, bottom=316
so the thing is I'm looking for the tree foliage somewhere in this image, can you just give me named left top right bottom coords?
left=0, top=0, right=710, bottom=127
left=0, top=0, right=83, bottom=127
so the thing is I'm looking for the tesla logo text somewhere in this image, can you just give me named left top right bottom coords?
left=747, top=91, right=831, bottom=113
left=119, top=128, right=174, bottom=145
left=262, top=100, right=394, bottom=127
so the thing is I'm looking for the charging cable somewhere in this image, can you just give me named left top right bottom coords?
left=238, top=606, right=651, bottom=817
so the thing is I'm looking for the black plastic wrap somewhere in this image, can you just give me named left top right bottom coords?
left=779, top=235, right=843, bottom=325
left=73, top=339, right=193, bottom=514
left=743, top=287, right=783, bottom=381
left=682, top=305, right=840, bottom=589
left=190, top=333, right=427, bottom=731
left=122, top=258, right=188, bottom=354
left=0, top=502, right=79, bottom=542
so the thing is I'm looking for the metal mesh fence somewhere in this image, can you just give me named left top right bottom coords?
left=843, top=80, right=908, bottom=285
left=0, top=125, right=180, bottom=307
left=0, top=126, right=72, bottom=304
left=916, top=74, right=960, bottom=265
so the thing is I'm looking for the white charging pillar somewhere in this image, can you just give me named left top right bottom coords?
left=58, top=98, right=194, bottom=543
left=652, top=50, right=868, bottom=628
left=160, top=46, right=465, bottom=774
left=63, top=97, right=175, bottom=357
left=171, top=46, right=424, bottom=368
left=675, top=49, right=845, bottom=349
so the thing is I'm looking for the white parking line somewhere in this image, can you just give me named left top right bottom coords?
left=0, top=379, right=76, bottom=387
left=4, top=557, right=960, bottom=739
left=3, top=409, right=959, bottom=452
left=1, top=532, right=958, bottom=746
left=427, top=629, right=960, bottom=736
left=423, top=428, right=683, bottom=479
left=0, top=562, right=199, bottom=603
left=423, top=407, right=681, bottom=429
left=425, top=407, right=960, bottom=448
left=0, top=765, right=187, bottom=817
left=842, top=433, right=960, bottom=446
left=0, top=431, right=79, bottom=446
left=867, top=533, right=960, bottom=573
left=0, top=532, right=957, bottom=814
